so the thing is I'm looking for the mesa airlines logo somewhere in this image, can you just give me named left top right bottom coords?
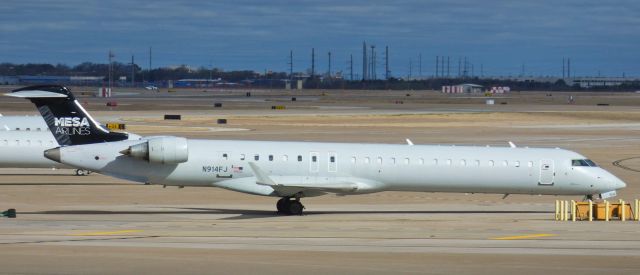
left=53, top=117, right=90, bottom=136
left=54, top=117, right=90, bottom=127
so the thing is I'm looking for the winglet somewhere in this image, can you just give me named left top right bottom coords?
left=406, top=139, right=414, bottom=146
left=508, top=141, right=516, bottom=148
left=248, top=162, right=277, bottom=186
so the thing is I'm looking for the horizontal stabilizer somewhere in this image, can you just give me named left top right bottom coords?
left=5, top=90, right=68, bottom=98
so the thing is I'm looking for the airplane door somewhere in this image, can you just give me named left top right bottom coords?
left=216, top=151, right=233, bottom=178
left=538, top=159, right=554, bottom=185
left=309, top=151, right=319, bottom=173
left=328, top=152, right=337, bottom=173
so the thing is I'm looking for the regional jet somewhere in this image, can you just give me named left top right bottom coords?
left=7, top=85, right=627, bottom=215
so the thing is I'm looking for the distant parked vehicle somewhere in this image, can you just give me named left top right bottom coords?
left=145, top=85, right=158, bottom=91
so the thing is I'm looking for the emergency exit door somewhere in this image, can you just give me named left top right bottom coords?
left=539, top=159, right=555, bottom=185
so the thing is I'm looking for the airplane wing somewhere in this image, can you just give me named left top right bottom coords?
left=247, top=162, right=381, bottom=196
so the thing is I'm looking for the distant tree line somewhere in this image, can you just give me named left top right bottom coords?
left=1, top=62, right=639, bottom=91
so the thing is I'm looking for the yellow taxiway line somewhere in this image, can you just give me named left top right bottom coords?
left=68, top=230, right=143, bottom=236
left=491, top=233, right=557, bottom=240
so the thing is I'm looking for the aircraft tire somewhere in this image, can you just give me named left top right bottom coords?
left=287, top=201, right=304, bottom=215
left=276, top=198, right=288, bottom=213
left=75, top=169, right=85, bottom=176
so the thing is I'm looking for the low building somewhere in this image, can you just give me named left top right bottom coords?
left=442, top=83, right=484, bottom=93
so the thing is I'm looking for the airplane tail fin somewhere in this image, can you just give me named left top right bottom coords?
left=6, top=85, right=128, bottom=146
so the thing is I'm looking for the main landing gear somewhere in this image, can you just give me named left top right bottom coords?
left=276, top=197, right=305, bottom=215
left=75, top=169, right=91, bottom=176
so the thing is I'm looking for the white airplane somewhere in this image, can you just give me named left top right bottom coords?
left=0, top=108, right=140, bottom=176
left=8, top=85, right=627, bottom=215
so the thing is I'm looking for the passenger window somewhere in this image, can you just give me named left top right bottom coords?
left=298, top=155, right=302, bottom=162
left=269, top=155, right=274, bottom=161
left=312, top=156, right=317, bottom=162
left=240, top=154, right=246, bottom=160
left=26, top=128, right=31, bottom=131
left=254, top=154, right=259, bottom=161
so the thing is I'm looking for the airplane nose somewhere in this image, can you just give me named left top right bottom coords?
left=614, top=178, right=627, bottom=190
left=44, top=147, right=61, bottom=163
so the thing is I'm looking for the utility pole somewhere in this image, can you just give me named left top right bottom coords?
left=311, top=48, right=315, bottom=78
left=408, top=59, right=412, bottom=80
left=562, top=58, right=565, bottom=78
left=458, top=57, right=461, bottom=77
left=418, top=53, right=422, bottom=78
left=362, top=41, right=367, bottom=80
left=108, top=50, right=114, bottom=91
left=567, top=58, right=571, bottom=78
left=288, top=50, right=293, bottom=80
left=385, top=46, right=390, bottom=80
left=435, top=56, right=439, bottom=78
left=327, top=51, right=331, bottom=78
left=148, top=46, right=152, bottom=82
left=130, top=55, right=135, bottom=87
left=349, top=54, right=353, bottom=80
left=447, top=56, right=450, bottom=77
left=370, top=45, right=376, bottom=80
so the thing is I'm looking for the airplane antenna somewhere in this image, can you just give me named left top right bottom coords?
left=406, top=139, right=414, bottom=146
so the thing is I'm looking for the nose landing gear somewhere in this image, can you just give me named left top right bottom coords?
left=276, top=197, right=305, bottom=215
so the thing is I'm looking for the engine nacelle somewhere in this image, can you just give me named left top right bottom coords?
left=121, top=137, right=189, bottom=164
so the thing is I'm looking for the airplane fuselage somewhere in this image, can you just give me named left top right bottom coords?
left=53, top=139, right=625, bottom=197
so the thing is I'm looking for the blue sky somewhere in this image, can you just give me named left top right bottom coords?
left=1, top=0, right=639, bottom=77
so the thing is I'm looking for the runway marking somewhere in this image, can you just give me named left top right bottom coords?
left=68, top=230, right=143, bottom=236
left=491, top=233, right=557, bottom=240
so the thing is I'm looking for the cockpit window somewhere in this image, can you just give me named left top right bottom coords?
left=572, top=159, right=597, bottom=167
left=584, top=159, right=597, bottom=167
